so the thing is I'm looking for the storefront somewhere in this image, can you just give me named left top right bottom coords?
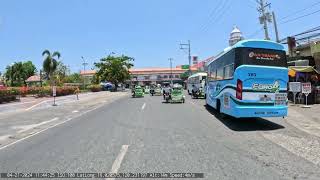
left=288, top=66, right=320, bottom=104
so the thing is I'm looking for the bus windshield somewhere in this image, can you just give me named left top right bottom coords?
left=237, top=47, right=287, bottom=67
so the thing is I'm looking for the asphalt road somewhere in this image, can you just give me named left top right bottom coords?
left=0, top=92, right=319, bottom=180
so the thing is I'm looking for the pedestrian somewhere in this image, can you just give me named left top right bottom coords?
left=75, top=87, right=80, bottom=100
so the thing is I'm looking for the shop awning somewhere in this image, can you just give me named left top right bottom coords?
left=288, top=66, right=320, bottom=77
left=289, top=66, right=315, bottom=73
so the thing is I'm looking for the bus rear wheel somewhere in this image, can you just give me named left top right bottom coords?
left=216, top=100, right=221, bottom=113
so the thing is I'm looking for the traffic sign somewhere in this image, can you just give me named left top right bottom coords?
left=301, top=82, right=312, bottom=108
left=289, top=82, right=301, bottom=93
left=301, top=82, right=311, bottom=94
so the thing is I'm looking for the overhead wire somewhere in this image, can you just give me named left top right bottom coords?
left=279, top=9, right=320, bottom=25
left=198, top=0, right=225, bottom=33
left=280, top=0, right=320, bottom=20
left=202, top=0, right=232, bottom=34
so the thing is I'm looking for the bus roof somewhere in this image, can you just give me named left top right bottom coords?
left=233, top=39, right=285, bottom=51
left=207, top=39, right=285, bottom=65
left=188, top=72, right=207, bottom=79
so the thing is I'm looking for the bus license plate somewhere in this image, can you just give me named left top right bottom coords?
left=275, top=93, right=287, bottom=106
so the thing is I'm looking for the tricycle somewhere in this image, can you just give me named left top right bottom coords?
left=170, top=84, right=185, bottom=103
left=132, top=85, right=144, bottom=98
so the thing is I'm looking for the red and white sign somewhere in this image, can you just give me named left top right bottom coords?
left=301, top=82, right=312, bottom=94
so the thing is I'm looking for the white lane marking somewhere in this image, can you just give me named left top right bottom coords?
left=107, top=145, right=129, bottom=180
left=25, top=100, right=50, bottom=111
left=0, top=100, right=37, bottom=108
left=0, top=102, right=108, bottom=151
left=141, top=103, right=146, bottom=110
left=13, top=117, right=59, bottom=133
left=72, top=110, right=79, bottom=113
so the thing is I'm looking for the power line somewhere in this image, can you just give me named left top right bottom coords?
left=279, top=26, right=320, bottom=43
left=280, top=1, right=320, bottom=20
left=198, top=0, right=225, bottom=32
left=279, top=9, right=320, bottom=25
left=247, top=27, right=264, bottom=39
left=203, top=0, right=232, bottom=33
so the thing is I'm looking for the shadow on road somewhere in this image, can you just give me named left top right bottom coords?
left=204, top=105, right=285, bottom=132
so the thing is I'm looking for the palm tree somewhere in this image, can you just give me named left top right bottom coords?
left=42, top=50, right=61, bottom=86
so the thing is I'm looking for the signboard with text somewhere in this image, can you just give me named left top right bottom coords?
left=181, top=65, right=190, bottom=69
left=52, top=86, right=56, bottom=97
left=289, top=82, right=301, bottom=93
left=301, top=82, right=312, bottom=94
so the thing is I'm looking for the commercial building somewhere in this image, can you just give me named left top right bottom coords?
left=129, top=66, right=197, bottom=86
left=80, top=70, right=96, bottom=85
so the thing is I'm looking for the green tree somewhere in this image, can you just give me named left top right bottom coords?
left=94, top=55, right=134, bottom=90
left=54, top=61, right=70, bottom=85
left=180, top=71, right=190, bottom=81
left=4, top=61, right=37, bottom=86
left=42, top=50, right=61, bottom=86
left=64, top=73, right=82, bottom=83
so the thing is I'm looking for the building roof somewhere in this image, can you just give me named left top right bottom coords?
left=129, top=67, right=197, bottom=75
left=80, top=70, right=96, bottom=75
left=26, top=75, right=41, bottom=82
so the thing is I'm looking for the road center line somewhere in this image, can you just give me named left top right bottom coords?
left=141, top=103, right=146, bottom=110
left=107, top=145, right=129, bottom=180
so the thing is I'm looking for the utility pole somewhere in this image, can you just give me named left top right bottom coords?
left=180, top=40, right=192, bottom=75
left=169, top=58, right=173, bottom=86
left=39, top=69, right=43, bottom=87
left=81, top=56, right=88, bottom=90
left=272, top=11, right=280, bottom=42
left=257, top=0, right=272, bottom=40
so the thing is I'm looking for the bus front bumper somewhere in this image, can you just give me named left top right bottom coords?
left=232, top=105, right=288, bottom=118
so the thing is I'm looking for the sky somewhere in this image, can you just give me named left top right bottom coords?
left=1, top=0, right=320, bottom=73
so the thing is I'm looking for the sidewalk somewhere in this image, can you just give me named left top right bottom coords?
left=0, top=92, right=97, bottom=114
left=0, top=91, right=129, bottom=147
left=289, top=103, right=320, bottom=123
left=286, top=103, right=320, bottom=137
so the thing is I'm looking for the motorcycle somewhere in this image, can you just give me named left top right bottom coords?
left=164, top=91, right=171, bottom=103
left=150, top=88, right=155, bottom=96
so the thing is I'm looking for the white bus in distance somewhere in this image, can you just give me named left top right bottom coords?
left=187, top=72, right=207, bottom=98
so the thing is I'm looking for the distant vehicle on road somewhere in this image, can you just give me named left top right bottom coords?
left=100, top=82, right=114, bottom=91
left=132, top=85, right=144, bottom=98
left=187, top=72, right=207, bottom=98
left=153, top=84, right=162, bottom=96
left=144, top=85, right=150, bottom=94
left=170, top=84, right=185, bottom=103
left=206, top=39, right=288, bottom=118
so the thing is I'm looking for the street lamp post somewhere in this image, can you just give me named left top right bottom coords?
left=179, top=40, right=192, bottom=75
left=81, top=56, right=88, bottom=90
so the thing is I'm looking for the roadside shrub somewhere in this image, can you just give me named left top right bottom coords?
left=87, top=85, right=102, bottom=92
left=0, top=89, right=17, bottom=103
left=54, top=86, right=77, bottom=96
